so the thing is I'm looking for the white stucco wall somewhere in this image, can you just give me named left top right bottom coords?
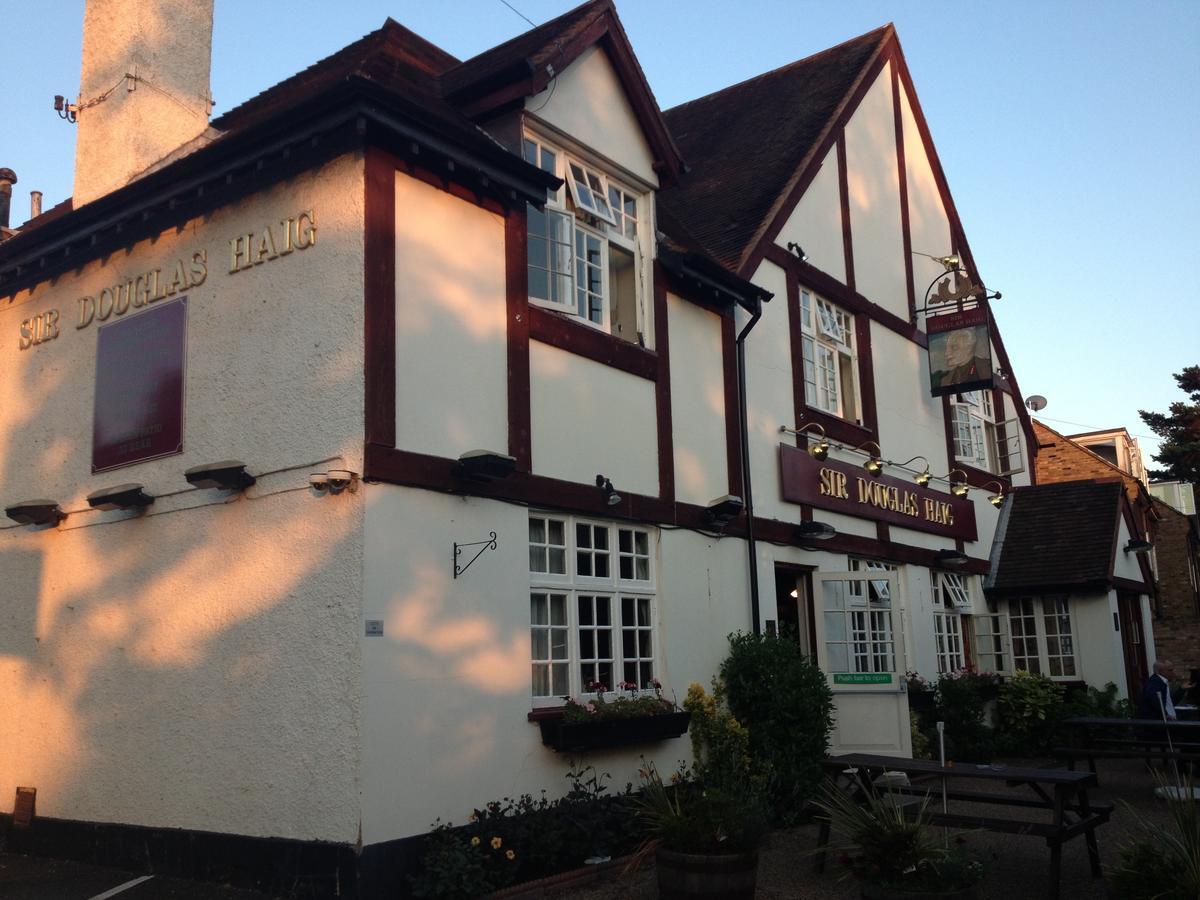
left=0, top=154, right=367, bottom=841
left=667, top=294, right=728, bottom=506
left=526, top=45, right=659, bottom=189
left=1073, top=591, right=1128, bottom=697
left=871, top=324, right=951, bottom=476
left=843, top=63, right=907, bottom=318
left=394, top=172, right=509, bottom=459
left=775, top=145, right=845, bottom=284
left=360, top=484, right=749, bottom=843
left=528, top=341, right=658, bottom=497
left=898, top=87, right=953, bottom=312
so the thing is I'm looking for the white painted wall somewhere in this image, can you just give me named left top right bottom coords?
left=775, top=146, right=845, bottom=284
left=360, top=483, right=750, bottom=843
left=667, top=293, right=728, bottom=506
left=394, top=173, right=509, bottom=459
left=898, top=87, right=953, bottom=312
left=529, top=342, right=658, bottom=497
left=1074, top=591, right=1129, bottom=697
left=0, top=154, right=367, bottom=841
left=1113, top=513, right=1148, bottom=582
left=526, top=45, right=659, bottom=188
left=871, top=324, right=951, bottom=477
left=844, top=63, right=907, bottom=318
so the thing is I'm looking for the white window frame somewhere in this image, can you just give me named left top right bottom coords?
left=523, top=132, right=643, bottom=339
left=931, top=570, right=973, bottom=673
left=529, top=514, right=658, bottom=707
left=951, top=390, right=1024, bottom=475
left=818, top=569, right=903, bottom=677
left=971, top=611, right=1009, bottom=675
left=1005, top=595, right=1078, bottom=680
left=799, top=291, right=860, bottom=422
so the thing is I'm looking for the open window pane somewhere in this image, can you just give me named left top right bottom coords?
left=566, top=161, right=617, bottom=224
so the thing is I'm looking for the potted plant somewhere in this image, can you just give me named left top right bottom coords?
left=1108, top=772, right=1199, bottom=900
left=537, top=679, right=691, bottom=752
left=811, top=779, right=984, bottom=899
left=631, top=762, right=767, bottom=900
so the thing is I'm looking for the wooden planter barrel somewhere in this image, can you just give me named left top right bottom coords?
left=655, top=847, right=758, bottom=899
left=860, top=882, right=981, bottom=900
left=537, top=711, right=691, bottom=752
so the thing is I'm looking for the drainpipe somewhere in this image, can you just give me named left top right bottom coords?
left=736, top=298, right=763, bottom=634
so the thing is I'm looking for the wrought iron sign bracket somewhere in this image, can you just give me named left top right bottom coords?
left=911, top=267, right=1000, bottom=322
left=454, top=531, right=498, bottom=579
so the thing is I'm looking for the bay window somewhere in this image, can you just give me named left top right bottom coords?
left=529, top=514, right=658, bottom=705
left=523, top=135, right=642, bottom=343
left=799, top=291, right=859, bottom=422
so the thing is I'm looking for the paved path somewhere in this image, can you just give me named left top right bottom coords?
left=0, top=853, right=278, bottom=900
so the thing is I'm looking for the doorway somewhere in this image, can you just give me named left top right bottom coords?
left=773, top=564, right=815, bottom=655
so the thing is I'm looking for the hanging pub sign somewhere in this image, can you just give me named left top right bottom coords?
left=92, top=298, right=187, bottom=473
left=926, top=305, right=994, bottom=397
left=779, top=444, right=977, bottom=541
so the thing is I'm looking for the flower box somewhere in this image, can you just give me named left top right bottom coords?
left=538, top=710, right=691, bottom=752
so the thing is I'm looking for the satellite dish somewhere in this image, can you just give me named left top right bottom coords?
left=1025, top=395, right=1048, bottom=412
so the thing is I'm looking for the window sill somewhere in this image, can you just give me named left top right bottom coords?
left=528, top=305, right=657, bottom=380
left=533, top=710, right=692, bottom=753
left=954, top=462, right=1012, bottom=491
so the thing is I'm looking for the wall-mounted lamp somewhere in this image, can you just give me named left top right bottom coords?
left=857, top=442, right=884, bottom=477
left=913, top=250, right=960, bottom=272
left=704, top=494, right=744, bottom=528
left=310, top=470, right=359, bottom=494
left=796, top=520, right=837, bottom=541
left=185, top=460, right=256, bottom=492
left=897, top=456, right=932, bottom=487
left=596, top=475, right=621, bottom=506
left=943, top=469, right=970, bottom=497
left=981, top=480, right=1006, bottom=508
left=455, top=450, right=517, bottom=482
left=87, top=483, right=154, bottom=511
left=5, top=499, right=65, bottom=527
left=934, top=548, right=970, bottom=568
left=1124, top=539, right=1154, bottom=554
left=786, top=242, right=809, bottom=262
left=780, top=423, right=829, bottom=461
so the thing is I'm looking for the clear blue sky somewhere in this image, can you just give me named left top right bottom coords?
left=3, top=1, right=1197, bottom=463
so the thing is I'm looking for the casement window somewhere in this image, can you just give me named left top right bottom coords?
left=931, top=571, right=972, bottom=673
left=529, top=514, right=657, bottom=705
left=971, top=613, right=1009, bottom=675
left=799, top=291, right=860, bottom=422
left=950, top=390, right=1023, bottom=475
left=826, top=558, right=897, bottom=673
left=1005, top=595, right=1077, bottom=678
left=523, top=135, right=642, bottom=343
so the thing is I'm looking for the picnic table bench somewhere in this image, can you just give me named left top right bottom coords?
left=1055, top=716, right=1200, bottom=777
left=814, top=753, right=1110, bottom=900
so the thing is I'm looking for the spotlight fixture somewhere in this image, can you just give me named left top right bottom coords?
left=704, top=494, right=744, bottom=528
left=897, top=456, right=932, bottom=487
left=326, top=470, right=359, bottom=494
left=455, top=450, right=517, bottom=482
left=857, top=441, right=884, bottom=477
left=945, top=469, right=969, bottom=498
left=780, top=423, right=829, bottom=461
left=86, top=483, right=154, bottom=511
left=785, top=241, right=809, bottom=262
left=796, top=520, right=837, bottom=541
left=309, top=473, right=331, bottom=492
left=185, top=460, right=256, bottom=492
left=596, top=475, right=621, bottom=506
left=934, top=548, right=970, bottom=568
left=1124, top=539, right=1154, bottom=554
left=5, top=499, right=65, bottom=527
left=981, top=480, right=1006, bottom=508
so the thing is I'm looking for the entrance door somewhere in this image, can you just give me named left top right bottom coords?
left=773, top=565, right=815, bottom=655
left=815, top=571, right=911, bottom=756
left=1117, top=591, right=1148, bottom=700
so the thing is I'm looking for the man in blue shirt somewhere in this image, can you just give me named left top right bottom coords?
left=1137, top=659, right=1177, bottom=721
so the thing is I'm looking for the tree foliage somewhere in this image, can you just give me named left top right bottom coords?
left=1139, top=365, right=1200, bottom=483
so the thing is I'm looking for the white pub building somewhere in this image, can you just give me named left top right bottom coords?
left=0, top=0, right=1155, bottom=894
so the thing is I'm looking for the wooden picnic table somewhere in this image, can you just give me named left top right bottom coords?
left=815, top=753, right=1109, bottom=900
left=1056, top=716, right=1200, bottom=775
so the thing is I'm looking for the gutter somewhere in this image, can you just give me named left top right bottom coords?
left=736, top=296, right=765, bottom=633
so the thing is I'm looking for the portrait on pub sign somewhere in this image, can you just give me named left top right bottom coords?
left=927, top=308, right=994, bottom=397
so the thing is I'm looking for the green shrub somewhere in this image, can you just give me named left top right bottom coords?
left=933, top=669, right=996, bottom=762
left=410, top=764, right=636, bottom=898
left=631, top=761, right=768, bottom=855
left=995, top=670, right=1065, bottom=755
left=909, top=711, right=932, bottom=760
left=717, top=631, right=834, bottom=822
left=1064, top=681, right=1132, bottom=719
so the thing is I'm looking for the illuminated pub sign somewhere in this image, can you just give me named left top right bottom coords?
left=926, top=306, right=994, bottom=397
left=93, top=298, right=187, bottom=473
left=779, top=444, right=977, bottom=541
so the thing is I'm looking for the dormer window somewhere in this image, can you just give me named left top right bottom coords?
left=523, top=133, right=643, bottom=344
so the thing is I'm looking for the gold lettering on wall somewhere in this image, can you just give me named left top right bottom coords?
left=229, top=210, right=317, bottom=273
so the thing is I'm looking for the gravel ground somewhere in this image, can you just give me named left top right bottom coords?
left=553, top=757, right=1184, bottom=899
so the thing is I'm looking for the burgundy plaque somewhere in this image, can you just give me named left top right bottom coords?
left=92, top=298, right=187, bottom=473
left=927, top=305, right=994, bottom=397
left=13, top=786, right=35, bottom=827
left=779, top=443, right=977, bottom=541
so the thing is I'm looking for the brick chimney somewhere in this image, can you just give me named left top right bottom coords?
left=72, top=0, right=215, bottom=207
left=0, top=169, right=15, bottom=230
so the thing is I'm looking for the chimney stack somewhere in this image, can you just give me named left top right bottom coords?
left=30, top=191, right=42, bottom=220
left=72, top=0, right=215, bottom=207
left=0, top=169, right=16, bottom=229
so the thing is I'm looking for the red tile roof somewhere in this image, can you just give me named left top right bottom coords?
left=659, top=25, right=890, bottom=273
